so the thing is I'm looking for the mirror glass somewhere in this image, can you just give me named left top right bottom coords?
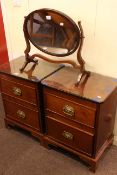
left=25, top=9, right=80, bottom=56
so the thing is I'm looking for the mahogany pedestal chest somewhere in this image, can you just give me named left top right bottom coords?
left=42, top=67, right=117, bottom=172
left=0, top=56, right=63, bottom=142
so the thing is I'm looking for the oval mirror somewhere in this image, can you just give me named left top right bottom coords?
left=24, top=9, right=80, bottom=56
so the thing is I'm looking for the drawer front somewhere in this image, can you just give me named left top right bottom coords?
left=46, top=117, right=93, bottom=156
left=1, top=78, right=37, bottom=105
left=44, top=93, right=96, bottom=127
left=4, top=100, right=40, bottom=130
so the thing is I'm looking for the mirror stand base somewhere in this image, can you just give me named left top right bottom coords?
left=20, top=59, right=38, bottom=72
left=75, top=70, right=90, bottom=86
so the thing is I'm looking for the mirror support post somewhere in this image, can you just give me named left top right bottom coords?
left=76, top=21, right=90, bottom=85
left=77, top=21, right=85, bottom=72
left=20, top=16, right=38, bottom=72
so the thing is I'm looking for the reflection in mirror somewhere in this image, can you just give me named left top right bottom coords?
left=20, top=8, right=90, bottom=84
left=27, top=10, right=80, bottom=56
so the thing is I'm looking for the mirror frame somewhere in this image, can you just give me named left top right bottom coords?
left=25, top=9, right=80, bottom=57
left=20, top=8, right=89, bottom=84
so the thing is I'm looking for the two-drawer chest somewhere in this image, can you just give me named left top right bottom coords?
left=42, top=67, right=117, bottom=172
left=0, top=56, right=63, bottom=141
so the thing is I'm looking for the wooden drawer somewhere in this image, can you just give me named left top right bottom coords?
left=1, top=78, right=37, bottom=105
left=44, top=91, right=96, bottom=128
left=4, top=99, right=40, bottom=130
left=45, top=110, right=94, bottom=134
left=46, top=116, right=94, bottom=156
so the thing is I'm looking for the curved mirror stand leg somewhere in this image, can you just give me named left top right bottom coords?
left=77, top=73, right=83, bottom=82
left=76, top=71, right=90, bottom=85
left=20, top=58, right=38, bottom=72
left=76, top=70, right=90, bottom=86
left=75, top=21, right=90, bottom=85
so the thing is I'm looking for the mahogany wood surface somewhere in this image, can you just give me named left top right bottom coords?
left=45, top=110, right=95, bottom=134
left=42, top=66, right=117, bottom=172
left=1, top=77, right=38, bottom=105
left=42, top=67, right=117, bottom=103
left=0, top=56, right=63, bottom=81
left=44, top=89, right=96, bottom=127
left=0, top=57, right=117, bottom=172
left=4, top=99, right=40, bottom=130
left=94, top=89, right=117, bottom=155
left=0, top=56, right=63, bottom=141
left=46, top=116, right=94, bottom=156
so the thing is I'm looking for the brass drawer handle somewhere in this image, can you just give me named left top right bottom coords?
left=62, top=131, right=74, bottom=140
left=17, top=110, right=26, bottom=119
left=12, top=87, right=22, bottom=96
left=63, top=105, right=74, bottom=116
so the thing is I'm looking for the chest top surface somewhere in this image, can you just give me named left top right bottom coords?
left=0, top=56, right=63, bottom=83
left=42, top=67, right=117, bottom=103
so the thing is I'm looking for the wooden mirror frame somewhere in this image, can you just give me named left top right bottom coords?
left=20, top=9, right=90, bottom=84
